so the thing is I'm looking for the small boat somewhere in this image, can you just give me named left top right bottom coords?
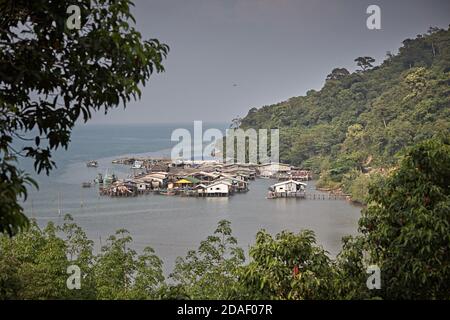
left=86, top=160, right=98, bottom=168
left=95, top=173, right=103, bottom=184
left=82, top=182, right=92, bottom=188
left=103, top=172, right=117, bottom=185
left=159, top=189, right=175, bottom=196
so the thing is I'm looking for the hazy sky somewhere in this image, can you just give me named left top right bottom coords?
left=91, top=0, right=450, bottom=124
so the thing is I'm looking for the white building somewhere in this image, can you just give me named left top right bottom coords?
left=194, top=184, right=208, bottom=195
left=132, top=160, right=143, bottom=169
left=205, top=181, right=232, bottom=196
left=136, top=182, right=150, bottom=191
left=270, top=180, right=306, bottom=193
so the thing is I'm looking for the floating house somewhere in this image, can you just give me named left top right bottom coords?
left=267, top=180, right=307, bottom=199
left=271, top=180, right=306, bottom=192
left=191, top=171, right=220, bottom=183
left=100, top=157, right=258, bottom=199
left=217, top=175, right=249, bottom=192
left=100, top=181, right=137, bottom=197
left=205, top=181, right=232, bottom=197
left=141, top=172, right=168, bottom=189
left=174, top=176, right=201, bottom=188
left=174, top=178, right=192, bottom=188
left=258, top=162, right=291, bottom=178
left=147, top=162, right=169, bottom=172
left=194, top=184, right=208, bottom=196
left=278, top=169, right=313, bottom=181
left=136, top=181, right=151, bottom=193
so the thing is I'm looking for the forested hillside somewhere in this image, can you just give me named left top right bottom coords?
left=240, top=27, right=450, bottom=202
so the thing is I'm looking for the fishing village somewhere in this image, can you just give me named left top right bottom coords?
left=83, top=158, right=320, bottom=199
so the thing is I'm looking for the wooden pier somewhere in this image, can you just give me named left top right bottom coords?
left=267, top=191, right=306, bottom=199
left=305, top=193, right=349, bottom=200
left=267, top=192, right=349, bottom=200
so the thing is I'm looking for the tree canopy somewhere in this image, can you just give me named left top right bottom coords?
left=354, top=56, right=375, bottom=71
left=359, top=139, right=450, bottom=299
left=326, top=68, right=350, bottom=81
left=0, top=0, right=168, bottom=235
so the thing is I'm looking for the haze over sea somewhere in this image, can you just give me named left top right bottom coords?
left=21, top=123, right=361, bottom=273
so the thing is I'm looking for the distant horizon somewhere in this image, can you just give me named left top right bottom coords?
left=77, top=120, right=230, bottom=126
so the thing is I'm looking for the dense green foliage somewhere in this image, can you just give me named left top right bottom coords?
left=235, top=230, right=336, bottom=299
left=169, top=220, right=245, bottom=299
left=1, top=138, right=449, bottom=300
left=240, top=27, right=450, bottom=200
left=0, top=215, right=165, bottom=299
left=0, top=0, right=168, bottom=235
left=359, top=139, right=450, bottom=299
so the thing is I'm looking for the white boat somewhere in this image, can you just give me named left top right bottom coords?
left=86, top=160, right=98, bottom=168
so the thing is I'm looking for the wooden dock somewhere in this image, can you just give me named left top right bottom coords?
left=267, top=191, right=306, bottom=199
left=305, top=193, right=349, bottom=200
left=267, top=192, right=349, bottom=200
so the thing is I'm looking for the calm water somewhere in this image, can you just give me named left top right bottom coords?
left=22, top=123, right=362, bottom=273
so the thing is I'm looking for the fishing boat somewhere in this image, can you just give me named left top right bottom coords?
left=86, top=160, right=98, bottom=168
left=103, top=170, right=117, bottom=185
left=95, top=173, right=103, bottom=184
left=159, top=189, right=176, bottom=196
